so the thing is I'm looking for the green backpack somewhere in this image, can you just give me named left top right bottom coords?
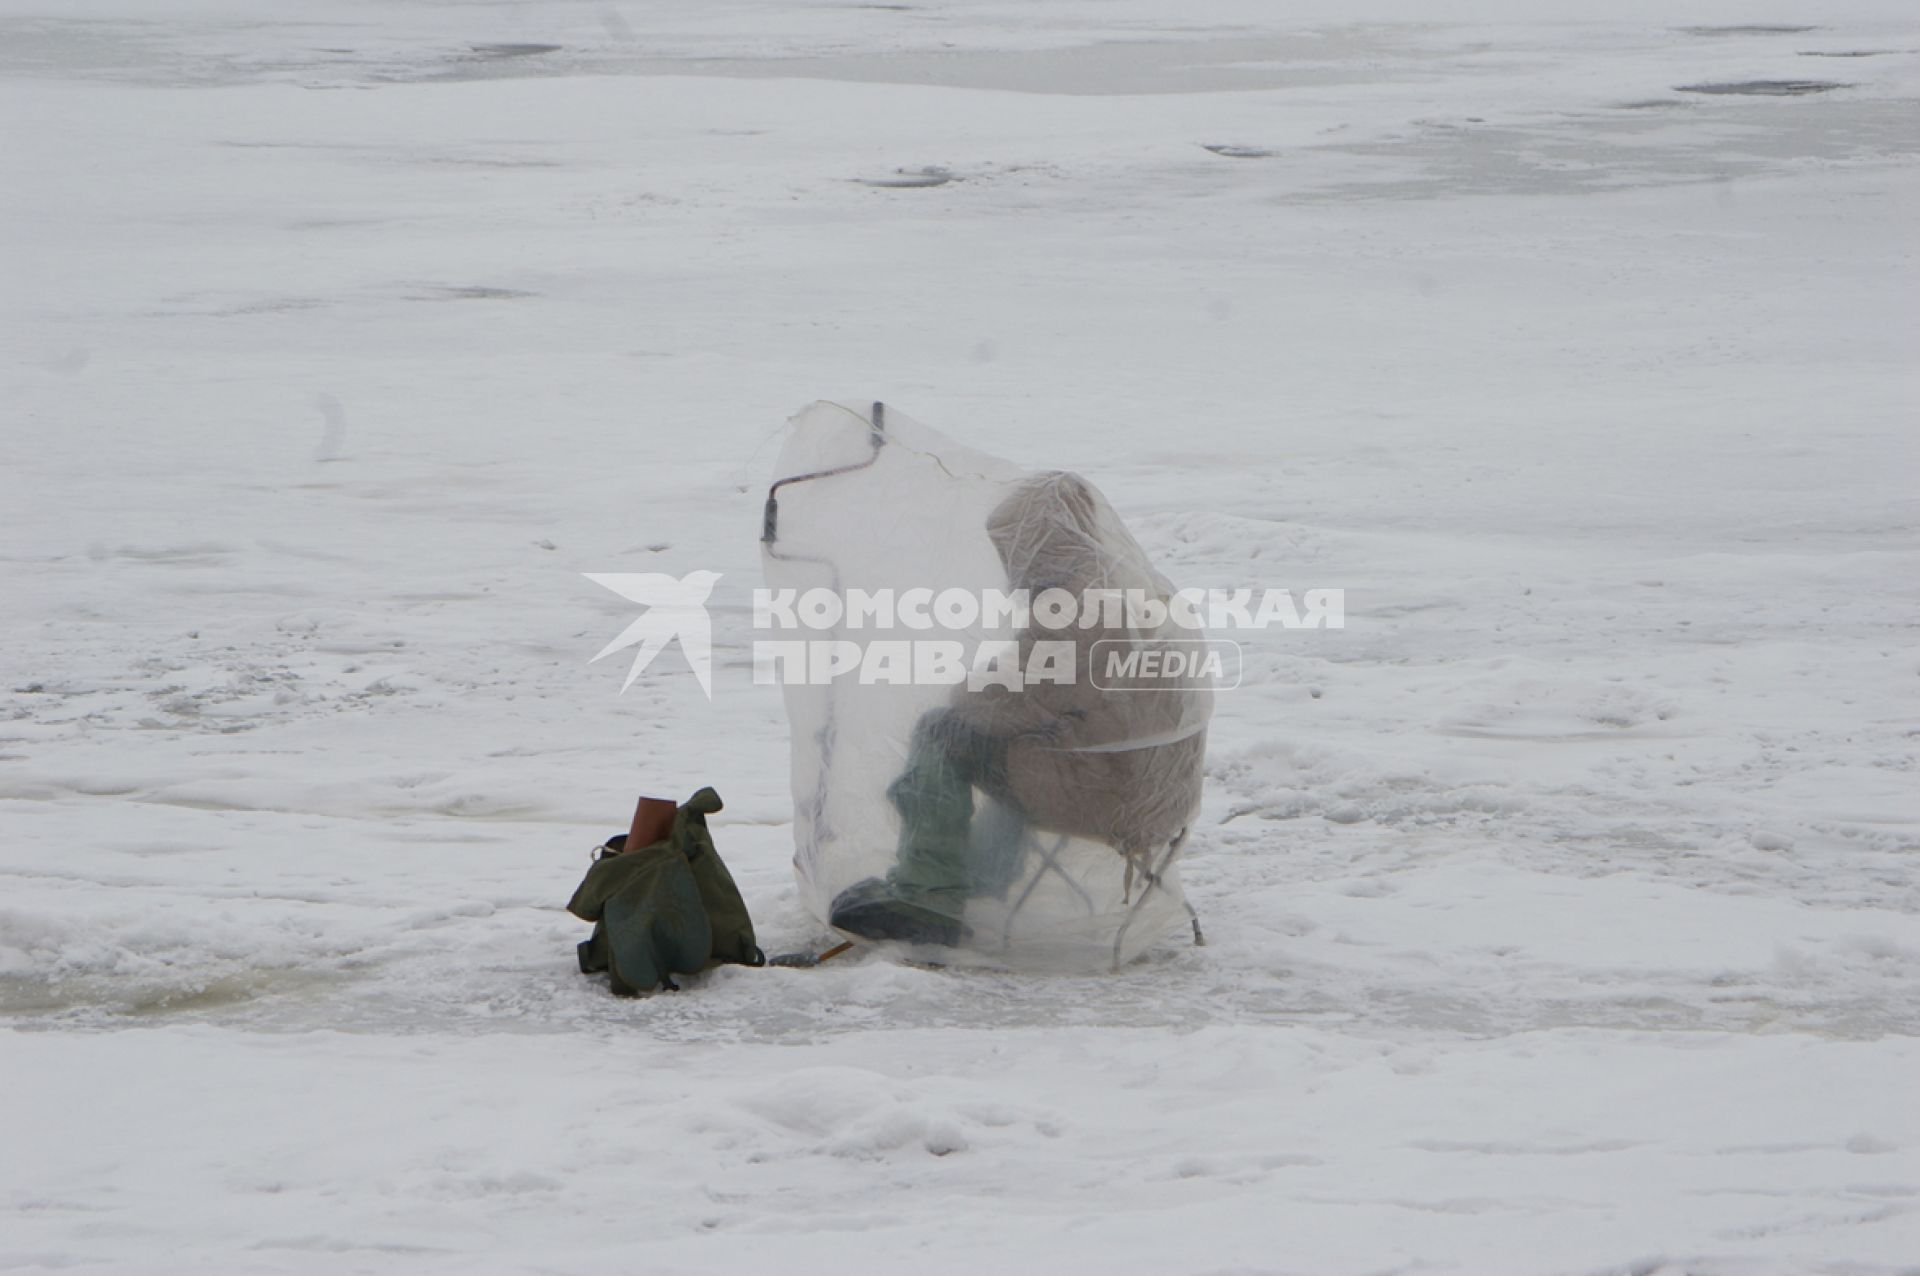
left=566, top=787, right=764, bottom=995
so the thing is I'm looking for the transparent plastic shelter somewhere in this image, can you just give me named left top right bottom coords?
left=761, top=402, right=1211, bottom=970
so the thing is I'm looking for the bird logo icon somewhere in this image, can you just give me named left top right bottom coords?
left=584, top=570, right=722, bottom=699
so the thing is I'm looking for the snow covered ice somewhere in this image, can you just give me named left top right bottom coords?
left=3, top=1, right=1918, bottom=1272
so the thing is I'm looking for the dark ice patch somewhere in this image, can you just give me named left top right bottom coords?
left=1799, top=50, right=1892, bottom=58
left=213, top=297, right=328, bottom=317
left=468, top=43, right=562, bottom=59
left=1676, top=80, right=1848, bottom=96
left=1679, top=25, right=1819, bottom=36
left=408, top=285, right=537, bottom=301
left=417, top=155, right=563, bottom=169
left=1202, top=144, right=1276, bottom=159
